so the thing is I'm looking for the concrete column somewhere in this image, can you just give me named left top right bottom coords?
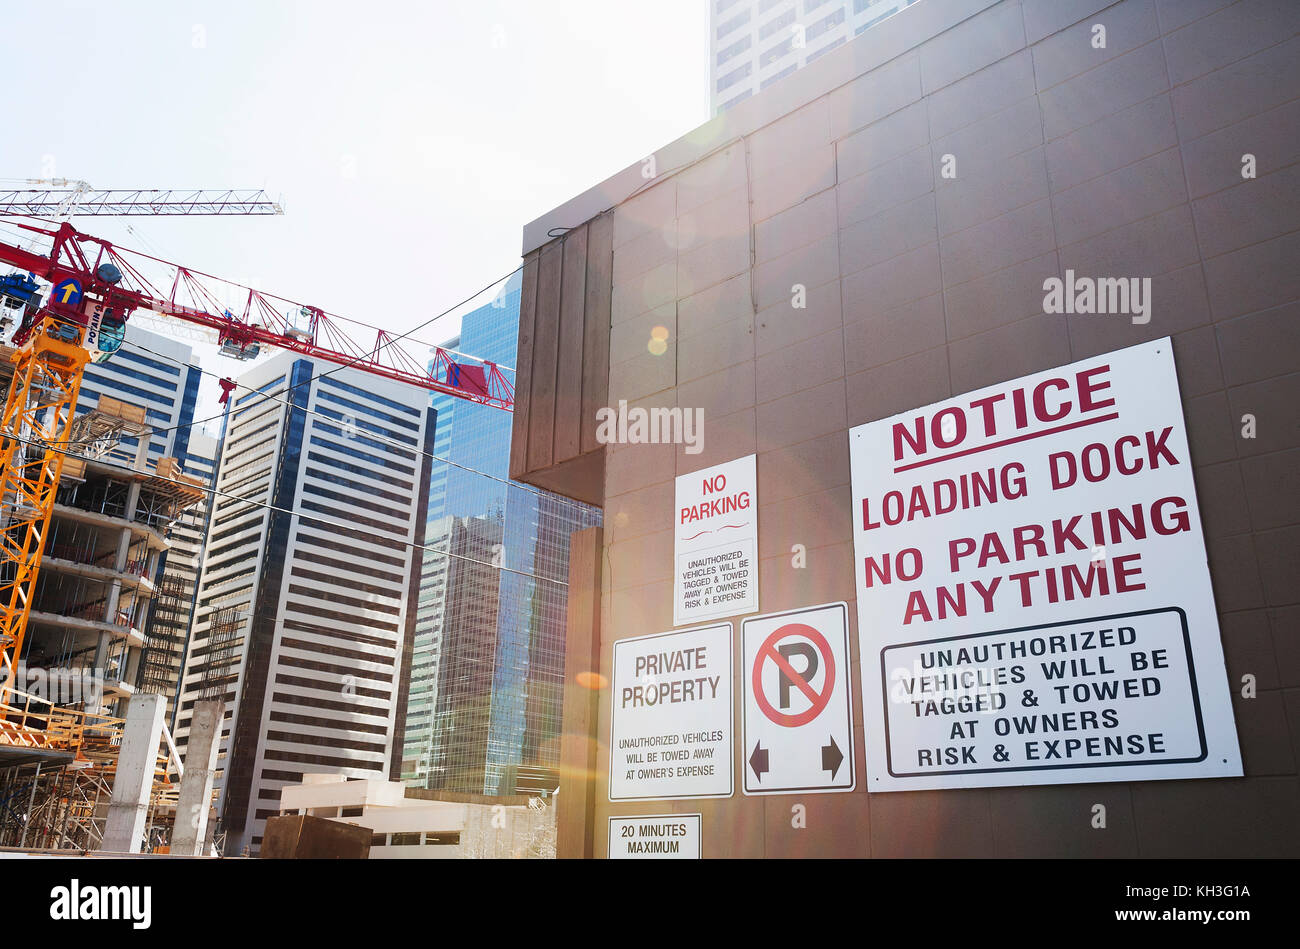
left=113, top=524, right=132, bottom=572
left=557, top=526, right=602, bottom=859
left=125, top=478, right=143, bottom=515
left=104, top=579, right=123, bottom=624
left=101, top=693, right=166, bottom=853
left=91, top=631, right=112, bottom=691
left=105, top=525, right=131, bottom=624
left=172, top=699, right=223, bottom=856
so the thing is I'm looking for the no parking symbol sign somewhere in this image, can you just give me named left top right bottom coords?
left=742, top=602, right=855, bottom=794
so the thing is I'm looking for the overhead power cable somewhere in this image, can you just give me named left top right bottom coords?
left=0, top=262, right=523, bottom=449
left=20, top=307, right=568, bottom=509
left=7, top=432, right=568, bottom=587
left=0, top=217, right=523, bottom=435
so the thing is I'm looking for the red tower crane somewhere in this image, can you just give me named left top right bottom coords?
left=0, top=216, right=513, bottom=715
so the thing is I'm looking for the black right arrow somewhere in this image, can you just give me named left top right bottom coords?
left=749, top=741, right=769, bottom=782
left=822, top=735, right=844, bottom=779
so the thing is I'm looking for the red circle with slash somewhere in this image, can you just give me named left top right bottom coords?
left=752, top=623, right=835, bottom=727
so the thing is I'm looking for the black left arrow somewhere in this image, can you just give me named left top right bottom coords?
left=749, top=741, right=769, bottom=782
left=821, top=736, right=843, bottom=779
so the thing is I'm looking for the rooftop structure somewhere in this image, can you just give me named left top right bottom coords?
left=277, top=772, right=555, bottom=859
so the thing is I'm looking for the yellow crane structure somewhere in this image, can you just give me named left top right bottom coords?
left=0, top=320, right=88, bottom=725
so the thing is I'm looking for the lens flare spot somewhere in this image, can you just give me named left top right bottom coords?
left=647, top=338, right=668, bottom=356
left=576, top=671, right=608, bottom=690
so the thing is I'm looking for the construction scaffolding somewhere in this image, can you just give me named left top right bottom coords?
left=199, top=605, right=243, bottom=701
left=0, top=367, right=209, bottom=852
left=0, top=687, right=180, bottom=851
left=139, top=574, right=189, bottom=698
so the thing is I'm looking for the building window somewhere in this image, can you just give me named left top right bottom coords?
left=807, top=34, right=846, bottom=62
left=807, top=5, right=846, bottom=41
left=715, top=9, right=750, bottom=40
left=716, top=61, right=752, bottom=93
left=804, top=0, right=838, bottom=12
left=317, top=374, right=421, bottom=418
left=715, top=0, right=744, bottom=12
left=390, top=832, right=422, bottom=846
left=235, top=375, right=285, bottom=407
left=760, top=36, right=796, bottom=69
left=114, top=348, right=181, bottom=376
left=717, top=33, right=752, bottom=66
left=855, top=0, right=912, bottom=30
left=720, top=88, right=753, bottom=111
left=759, top=0, right=789, bottom=12
left=759, top=7, right=797, bottom=40
left=761, top=63, right=799, bottom=89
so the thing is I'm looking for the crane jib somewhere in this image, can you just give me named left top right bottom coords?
left=0, top=223, right=513, bottom=411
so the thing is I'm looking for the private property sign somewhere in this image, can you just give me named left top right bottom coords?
left=849, top=338, right=1241, bottom=791
left=609, top=623, right=734, bottom=801
left=674, top=454, right=759, bottom=626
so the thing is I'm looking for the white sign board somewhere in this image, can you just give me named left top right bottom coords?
left=608, top=814, right=702, bottom=858
left=609, top=623, right=733, bottom=801
left=742, top=602, right=855, bottom=795
left=849, top=338, right=1241, bottom=791
left=674, top=454, right=758, bottom=626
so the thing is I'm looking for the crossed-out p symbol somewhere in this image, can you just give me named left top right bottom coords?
left=778, top=642, right=819, bottom=710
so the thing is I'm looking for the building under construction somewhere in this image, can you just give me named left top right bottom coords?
left=0, top=345, right=210, bottom=852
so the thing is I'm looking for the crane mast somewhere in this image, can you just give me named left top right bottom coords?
left=0, top=309, right=89, bottom=700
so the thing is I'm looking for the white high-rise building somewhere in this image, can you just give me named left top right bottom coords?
left=79, top=324, right=204, bottom=468
left=710, top=0, right=920, bottom=114
left=173, top=351, right=433, bottom=855
left=79, top=325, right=214, bottom=718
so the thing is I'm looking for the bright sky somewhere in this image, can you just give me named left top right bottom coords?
left=2, top=0, right=709, bottom=421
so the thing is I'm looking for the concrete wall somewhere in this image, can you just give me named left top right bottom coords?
left=520, top=0, right=1300, bottom=857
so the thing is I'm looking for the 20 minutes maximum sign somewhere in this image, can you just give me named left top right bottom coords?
left=849, top=338, right=1241, bottom=791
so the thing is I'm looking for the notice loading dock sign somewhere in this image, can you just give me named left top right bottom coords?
left=848, top=338, right=1241, bottom=791
left=742, top=603, right=855, bottom=795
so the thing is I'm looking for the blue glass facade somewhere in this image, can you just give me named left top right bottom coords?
left=404, top=276, right=602, bottom=794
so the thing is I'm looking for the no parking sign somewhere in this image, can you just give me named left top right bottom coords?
left=742, top=602, right=855, bottom=794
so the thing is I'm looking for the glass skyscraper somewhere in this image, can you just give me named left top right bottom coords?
left=403, top=273, right=602, bottom=794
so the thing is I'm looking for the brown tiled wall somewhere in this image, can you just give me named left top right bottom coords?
left=527, top=0, right=1300, bottom=857
left=510, top=217, right=612, bottom=506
